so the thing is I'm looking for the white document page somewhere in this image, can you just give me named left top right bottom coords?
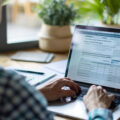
left=44, top=60, right=67, bottom=74
left=67, top=29, right=120, bottom=89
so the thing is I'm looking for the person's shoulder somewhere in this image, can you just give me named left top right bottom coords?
left=0, top=67, right=16, bottom=76
left=0, top=67, right=25, bottom=84
left=0, top=67, right=5, bottom=73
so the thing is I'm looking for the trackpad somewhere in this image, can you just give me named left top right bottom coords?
left=48, top=99, right=88, bottom=120
left=48, top=100, right=120, bottom=120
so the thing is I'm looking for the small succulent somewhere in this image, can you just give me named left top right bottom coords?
left=36, top=0, right=78, bottom=26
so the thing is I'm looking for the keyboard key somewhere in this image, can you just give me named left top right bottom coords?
left=110, top=95, right=120, bottom=109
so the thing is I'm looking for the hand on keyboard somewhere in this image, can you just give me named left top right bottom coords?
left=83, top=85, right=115, bottom=111
left=39, top=78, right=81, bottom=102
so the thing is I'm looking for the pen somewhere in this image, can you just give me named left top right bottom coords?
left=15, top=69, right=45, bottom=75
left=34, top=73, right=56, bottom=86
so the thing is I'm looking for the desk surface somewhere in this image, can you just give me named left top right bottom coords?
left=0, top=48, right=77, bottom=120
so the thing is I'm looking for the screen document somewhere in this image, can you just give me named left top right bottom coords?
left=67, top=28, right=120, bottom=89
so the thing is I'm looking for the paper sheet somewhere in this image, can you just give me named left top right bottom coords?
left=44, top=60, right=67, bottom=74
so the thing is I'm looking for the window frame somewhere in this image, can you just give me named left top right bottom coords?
left=0, top=6, right=39, bottom=52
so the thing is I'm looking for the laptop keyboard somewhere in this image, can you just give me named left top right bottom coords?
left=110, top=95, right=120, bottom=109
left=77, top=87, right=88, bottom=100
left=77, top=86, right=120, bottom=109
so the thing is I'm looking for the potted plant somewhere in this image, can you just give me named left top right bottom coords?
left=75, top=0, right=120, bottom=26
left=36, top=0, right=78, bottom=52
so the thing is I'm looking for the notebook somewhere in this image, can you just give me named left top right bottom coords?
left=11, top=51, right=54, bottom=63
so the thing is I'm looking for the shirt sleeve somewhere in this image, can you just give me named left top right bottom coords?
left=0, top=67, right=53, bottom=120
left=88, top=108, right=113, bottom=120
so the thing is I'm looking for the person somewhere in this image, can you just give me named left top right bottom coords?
left=0, top=67, right=114, bottom=120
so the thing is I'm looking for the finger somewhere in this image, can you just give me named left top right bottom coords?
left=59, top=79, right=80, bottom=93
left=97, top=86, right=103, bottom=90
left=68, top=80, right=81, bottom=92
left=64, top=78, right=81, bottom=92
left=68, top=80, right=81, bottom=93
left=64, top=78, right=79, bottom=86
left=108, top=94, right=115, bottom=101
left=87, top=85, right=97, bottom=94
left=83, top=95, right=88, bottom=104
left=59, top=79, right=78, bottom=92
left=103, top=89, right=107, bottom=94
left=60, top=89, right=76, bottom=98
left=97, top=86, right=104, bottom=94
left=83, top=95, right=86, bottom=102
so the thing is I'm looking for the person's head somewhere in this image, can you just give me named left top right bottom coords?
left=0, top=0, right=2, bottom=23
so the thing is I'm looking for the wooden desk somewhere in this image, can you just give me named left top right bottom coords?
left=0, top=48, right=67, bottom=68
left=0, top=48, right=77, bottom=120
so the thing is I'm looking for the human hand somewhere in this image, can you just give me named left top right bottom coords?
left=39, top=78, right=81, bottom=102
left=83, top=85, right=115, bottom=111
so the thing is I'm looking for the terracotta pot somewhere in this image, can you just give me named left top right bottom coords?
left=39, top=24, right=72, bottom=52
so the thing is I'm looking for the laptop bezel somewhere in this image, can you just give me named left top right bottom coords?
left=65, top=25, right=120, bottom=93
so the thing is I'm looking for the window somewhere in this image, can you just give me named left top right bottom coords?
left=0, top=0, right=40, bottom=51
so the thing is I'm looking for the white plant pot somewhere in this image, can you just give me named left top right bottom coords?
left=39, top=24, right=72, bottom=52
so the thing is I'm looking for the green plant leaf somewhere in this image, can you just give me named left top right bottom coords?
left=35, top=0, right=78, bottom=26
left=76, top=0, right=120, bottom=25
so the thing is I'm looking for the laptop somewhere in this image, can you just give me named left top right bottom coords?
left=48, top=25, right=120, bottom=120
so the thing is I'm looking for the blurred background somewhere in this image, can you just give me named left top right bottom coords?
left=7, top=0, right=41, bottom=44
left=6, top=0, right=120, bottom=46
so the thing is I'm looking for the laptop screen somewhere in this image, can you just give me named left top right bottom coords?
left=66, top=25, right=120, bottom=90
